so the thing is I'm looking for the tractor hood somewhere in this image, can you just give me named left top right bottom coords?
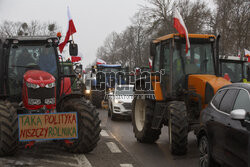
left=24, top=70, right=55, bottom=86
left=188, top=74, right=231, bottom=106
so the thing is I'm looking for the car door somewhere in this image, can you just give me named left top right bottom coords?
left=224, top=89, right=249, bottom=167
left=209, top=89, right=238, bottom=162
left=207, top=89, right=227, bottom=160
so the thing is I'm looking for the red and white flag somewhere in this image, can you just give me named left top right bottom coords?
left=71, top=56, right=81, bottom=62
left=245, top=49, right=250, bottom=57
left=173, top=8, right=190, bottom=53
left=149, top=58, right=152, bottom=69
left=96, top=58, right=106, bottom=65
left=59, top=6, right=77, bottom=53
left=237, top=50, right=241, bottom=57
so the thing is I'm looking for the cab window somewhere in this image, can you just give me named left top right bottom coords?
left=153, top=45, right=161, bottom=72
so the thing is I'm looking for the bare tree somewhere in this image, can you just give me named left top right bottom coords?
left=213, top=0, right=250, bottom=55
left=0, top=20, right=60, bottom=37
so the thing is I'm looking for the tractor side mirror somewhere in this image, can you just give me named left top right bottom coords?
left=69, top=43, right=78, bottom=56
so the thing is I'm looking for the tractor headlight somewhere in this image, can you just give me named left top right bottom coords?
left=45, top=98, right=56, bottom=105
left=115, top=99, right=122, bottom=104
left=85, top=90, right=91, bottom=94
left=28, top=99, right=41, bottom=105
left=26, top=82, right=40, bottom=89
left=45, top=82, right=56, bottom=88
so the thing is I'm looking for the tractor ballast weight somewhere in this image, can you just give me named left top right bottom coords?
left=0, top=36, right=101, bottom=156
left=131, top=34, right=231, bottom=155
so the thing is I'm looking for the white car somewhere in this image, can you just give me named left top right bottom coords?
left=108, top=85, right=134, bottom=120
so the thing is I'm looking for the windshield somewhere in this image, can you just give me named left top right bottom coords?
left=116, top=86, right=134, bottom=95
left=175, top=43, right=214, bottom=75
left=221, top=62, right=243, bottom=82
left=8, top=44, right=58, bottom=97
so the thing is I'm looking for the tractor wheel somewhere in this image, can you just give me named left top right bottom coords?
left=167, top=101, right=188, bottom=155
left=0, top=100, right=18, bottom=156
left=60, top=97, right=101, bottom=153
left=90, top=90, right=104, bottom=108
left=132, top=97, right=161, bottom=143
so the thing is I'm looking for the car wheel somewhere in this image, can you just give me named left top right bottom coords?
left=199, top=135, right=218, bottom=167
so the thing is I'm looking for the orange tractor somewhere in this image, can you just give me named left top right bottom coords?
left=132, top=34, right=231, bottom=155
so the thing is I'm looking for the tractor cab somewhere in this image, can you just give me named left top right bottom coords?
left=3, top=37, right=60, bottom=103
left=219, top=55, right=248, bottom=83
left=151, top=34, right=229, bottom=103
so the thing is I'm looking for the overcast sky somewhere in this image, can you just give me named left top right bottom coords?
left=0, top=0, right=144, bottom=68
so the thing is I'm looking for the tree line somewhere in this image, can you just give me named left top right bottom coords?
left=96, top=0, right=249, bottom=69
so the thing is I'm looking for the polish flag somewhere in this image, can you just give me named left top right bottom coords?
left=245, top=49, right=250, bottom=57
left=96, top=58, right=106, bottom=65
left=59, top=6, right=77, bottom=53
left=173, top=8, right=190, bottom=53
left=149, top=58, right=152, bottom=69
left=244, top=49, right=250, bottom=62
left=71, top=56, right=81, bottom=62
left=237, top=50, right=241, bottom=57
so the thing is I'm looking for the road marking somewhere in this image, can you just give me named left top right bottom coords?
left=120, top=164, right=134, bottom=167
left=74, top=154, right=92, bottom=167
left=0, top=157, right=78, bottom=167
left=100, top=130, right=109, bottom=137
left=106, top=142, right=122, bottom=153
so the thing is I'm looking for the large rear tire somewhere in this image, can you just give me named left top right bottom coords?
left=132, top=97, right=161, bottom=143
left=90, top=90, right=104, bottom=108
left=0, top=100, right=18, bottom=156
left=60, top=97, right=101, bottom=153
left=168, top=101, right=188, bottom=155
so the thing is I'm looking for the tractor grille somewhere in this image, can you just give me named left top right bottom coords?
left=27, top=87, right=55, bottom=105
left=122, top=103, right=132, bottom=110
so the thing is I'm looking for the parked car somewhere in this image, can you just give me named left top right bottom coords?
left=196, top=83, right=250, bottom=167
left=108, top=84, right=134, bottom=120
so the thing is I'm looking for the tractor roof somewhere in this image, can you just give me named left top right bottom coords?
left=6, top=36, right=57, bottom=41
left=219, top=55, right=248, bottom=62
left=97, top=64, right=122, bottom=68
left=153, top=34, right=216, bottom=44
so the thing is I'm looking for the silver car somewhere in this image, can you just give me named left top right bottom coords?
left=108, top=85, right=134, bottom=120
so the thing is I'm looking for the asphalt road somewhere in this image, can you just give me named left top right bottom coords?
left=0, top=108, right=199, bottom=167
left=98, top=108, right=200, bottom=167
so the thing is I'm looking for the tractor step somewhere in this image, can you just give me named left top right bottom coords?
left=151, top=103, right=168, bottom=130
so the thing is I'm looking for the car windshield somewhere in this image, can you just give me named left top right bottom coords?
left=221, top=62, right=243, bottom=82
left=116, top=86, right=134, bottom=95
left=8, top=44, right=58, bottom=98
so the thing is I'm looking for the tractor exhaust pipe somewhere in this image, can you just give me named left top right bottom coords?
left=215, top=34, right=221, bottom=77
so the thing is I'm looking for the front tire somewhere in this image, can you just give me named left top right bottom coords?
left=0, top=101, right=18, bottom=156
left=132, top=97, right=161, bottom=143
left=60, top=97, right=101, bottom=153
left=90, top=90, right=104, bottom=108
left=199, top=135, right=219, bottom=167
left=167, top=101, right=188, bottom=155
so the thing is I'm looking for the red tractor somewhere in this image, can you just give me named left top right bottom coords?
left=0, top=36, right=101, bottom=156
